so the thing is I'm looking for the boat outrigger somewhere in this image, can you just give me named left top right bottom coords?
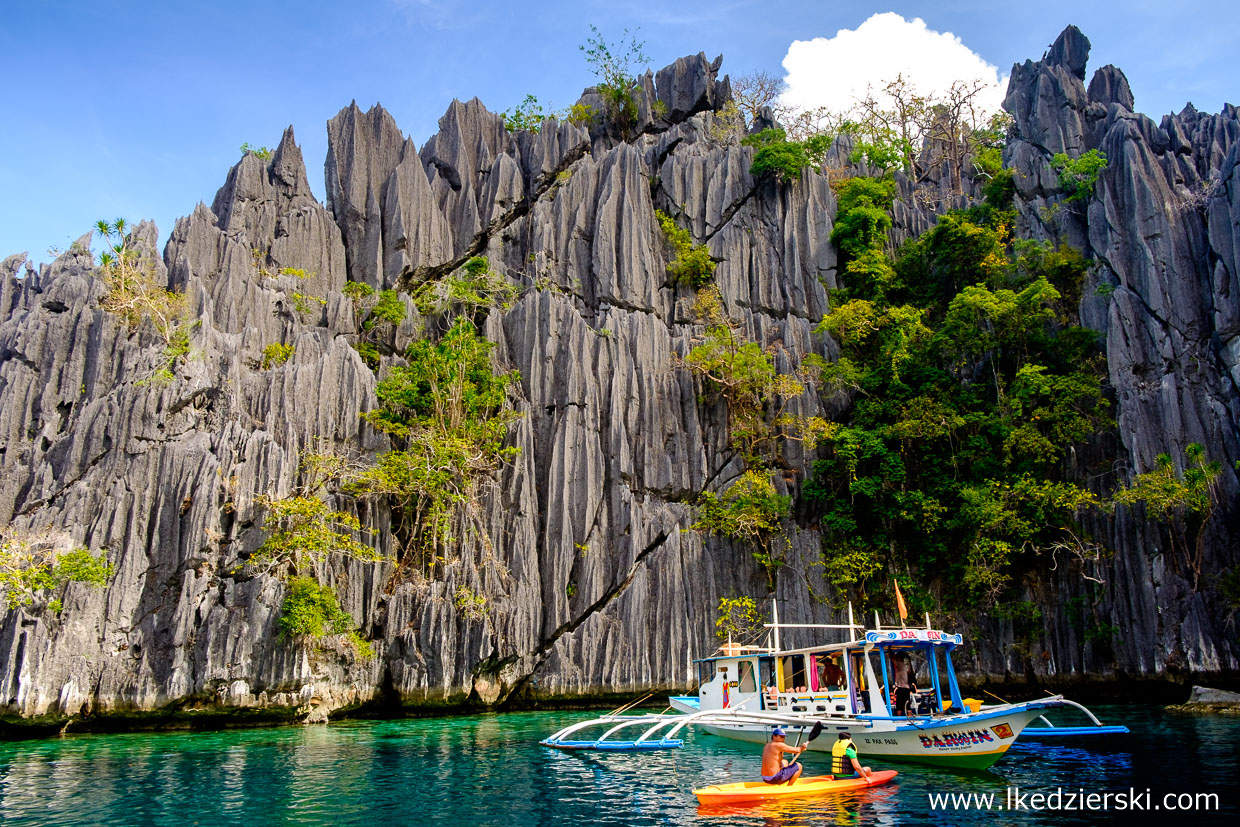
left=542, top=605, right=1126, bottom=769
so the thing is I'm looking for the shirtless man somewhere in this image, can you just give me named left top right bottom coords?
left=819, top=658, right=845, bottom=690
left=891, top=653, right=916, bottom=717
left=760, top=728, right=805, bottom=785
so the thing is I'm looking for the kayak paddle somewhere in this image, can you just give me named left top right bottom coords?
left=791, top=721, right=824, bottom=748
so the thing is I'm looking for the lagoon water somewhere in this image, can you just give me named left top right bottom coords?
left=0, top=705, right=1236, bottom=825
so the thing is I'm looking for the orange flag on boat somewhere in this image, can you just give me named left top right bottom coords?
left=894, top=580, right=908, bottom=624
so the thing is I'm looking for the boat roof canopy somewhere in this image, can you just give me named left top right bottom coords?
left=696, top=628, right=963, bottom=662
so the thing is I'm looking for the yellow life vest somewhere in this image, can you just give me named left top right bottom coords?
left=831, top=739, right=857, bottom=776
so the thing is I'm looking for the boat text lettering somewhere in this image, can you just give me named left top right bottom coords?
left=918, top=729, right=995, bottom=750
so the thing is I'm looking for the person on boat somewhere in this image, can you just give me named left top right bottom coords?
left=891, top=653, right=916, bottom=717
left=831, top=733, right=872, bottom=781
left=819, top=657, right=845, bottom=690
left=764, top=682, right=779, bottom=707
left=761, top=728, right=805, bottom=785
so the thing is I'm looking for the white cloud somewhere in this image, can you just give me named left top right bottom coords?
left=780, top=13, right=1007, bottom=118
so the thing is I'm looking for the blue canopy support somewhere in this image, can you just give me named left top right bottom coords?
left=942, top=645, right=964, bottom=711
left=879, top=648, right=891, bottom=716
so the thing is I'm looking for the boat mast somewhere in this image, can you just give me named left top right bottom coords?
left=771, top=598, right=781, bottom=652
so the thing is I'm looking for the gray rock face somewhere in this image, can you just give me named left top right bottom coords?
left=0, top=37, right=1237, bottom=728
left=325, top=103, right=409, bottom=289
left=983, top=28, right=1240, bottom=680
left=1187, top=685, right=1240, bottom=704
left=654, top=53, right=729, bottom=122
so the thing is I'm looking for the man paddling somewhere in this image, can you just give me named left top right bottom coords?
left=830, top=733, right=873, bottom=781
left=761, top=727, right=805, bottom=785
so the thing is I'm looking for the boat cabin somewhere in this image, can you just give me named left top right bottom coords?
left=695, top=627, right=969, bottom=720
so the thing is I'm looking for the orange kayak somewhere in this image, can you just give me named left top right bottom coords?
left=693, top=769, right=898, bottom=805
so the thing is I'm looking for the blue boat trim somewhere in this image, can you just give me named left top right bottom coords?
left=866, top=702, right=1064, bottom=732
left=669, top=695, right=700, bottom=709
left=1020, top=726, right=1130, bottom=737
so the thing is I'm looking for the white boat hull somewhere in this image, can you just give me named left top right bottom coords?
left=672, top=696, right=1055, bottom=769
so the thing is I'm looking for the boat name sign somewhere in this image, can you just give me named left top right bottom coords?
left=864, top=629, right=963, bottom=644
left=914, top=728, right=1002, bottom=751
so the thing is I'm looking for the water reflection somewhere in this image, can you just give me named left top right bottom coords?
left=0, top=706, right=1235, bottom=825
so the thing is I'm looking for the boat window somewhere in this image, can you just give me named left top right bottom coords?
left=785, top=655, right=807, bottom=691
left=816, top=654, right=845, bottom=691
left=738, top=660, right=757, bottom=693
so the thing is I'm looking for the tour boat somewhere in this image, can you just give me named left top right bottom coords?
left=543, top=604, right=1125, bottom=768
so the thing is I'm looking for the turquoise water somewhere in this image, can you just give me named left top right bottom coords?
left=0, top=705, right=1236, bottom=825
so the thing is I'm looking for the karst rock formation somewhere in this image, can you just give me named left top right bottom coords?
left=0, top=27, right=1236, bottom=729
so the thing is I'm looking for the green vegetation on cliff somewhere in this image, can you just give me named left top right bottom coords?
left=94, top=218, right=191, bottom=383
left=714, top=595, right=765, bottom=641
left=682, top=287, right=834, bottom=583
left=343, top=281, right=406, bottom=370
left=280, top=576, right=372, bottom=658
left=1114, top=443, right=1223, bottom=586
left=260, top=342, right=295, bottom=369
left=351, top=257, right=521, bottom=577
left=0, top=527, right=113, bottom=613
left=693, top=470, right=791, bottom=579
left=655, top=210, right=716, bottom=287
left=251, top=495, right=385, bottom=574
left=580, top=25, right=648, bottom=136
left=1052, top=149, right=1108, bottom=202
left=743, top=128, right=833, bottom=183
left=252, top=259, right=521, bottom=658
left=808, top=176, right=1110, bottom=608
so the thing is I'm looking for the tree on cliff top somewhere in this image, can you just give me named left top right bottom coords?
left=581, top=25, right=649, bottom=135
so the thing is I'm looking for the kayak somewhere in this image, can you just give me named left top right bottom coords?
left=693, top=770, right=898, bottom=806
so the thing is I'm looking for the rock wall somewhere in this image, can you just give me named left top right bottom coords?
left=965, top=26, right=1240, bottom=681
left=0, top=36, right=1236, bottom=728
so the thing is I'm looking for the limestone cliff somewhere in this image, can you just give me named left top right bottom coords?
left=0, top=35, right=1236, bottom=729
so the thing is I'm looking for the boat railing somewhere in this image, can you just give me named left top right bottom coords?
left=657, top=705, right=864, bottom=741
left=542, top=712, right=686, bottom=751
left=541, top=698, right=871, bottom=752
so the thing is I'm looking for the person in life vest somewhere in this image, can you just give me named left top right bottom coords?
left=760, top=728, right=806, bottom=785
left=830, top=733, right=872, bottom=780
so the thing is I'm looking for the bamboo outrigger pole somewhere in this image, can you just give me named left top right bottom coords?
left=608, top=691, right=654, bottom=716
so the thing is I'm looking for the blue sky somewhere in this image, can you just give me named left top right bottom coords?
left=4, top=0, right=1237, bottom=263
